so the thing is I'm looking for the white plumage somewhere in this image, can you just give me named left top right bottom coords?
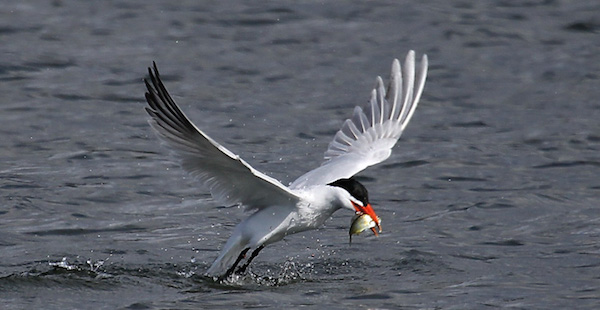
left=143, top=51, right=428, bottom=279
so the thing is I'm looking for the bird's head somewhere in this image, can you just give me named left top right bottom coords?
left=328, top=178, right=382, bottom=235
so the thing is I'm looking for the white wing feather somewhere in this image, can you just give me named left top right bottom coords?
left=291, top=51, right=428, bottom=189
left=144, top=63, right=299, bottom=211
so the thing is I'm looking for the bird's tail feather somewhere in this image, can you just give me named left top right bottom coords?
left=206, top=233, right=248, bottom=277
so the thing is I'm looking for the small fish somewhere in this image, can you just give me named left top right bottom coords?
left=349, top=213, right=382, bottom=245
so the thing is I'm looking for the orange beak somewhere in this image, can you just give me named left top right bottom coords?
left=352, top=202, right=382, bottom=235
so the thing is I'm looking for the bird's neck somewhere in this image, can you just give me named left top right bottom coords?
left=295, top=185, right=347, bottom=228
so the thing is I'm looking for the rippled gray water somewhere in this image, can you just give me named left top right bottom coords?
left=1, top=1, right=599, bottom=309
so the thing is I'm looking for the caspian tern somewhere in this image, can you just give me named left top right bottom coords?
left=143, top=50, right=428, bottom=280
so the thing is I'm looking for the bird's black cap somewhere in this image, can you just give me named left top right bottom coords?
left=328, top=178, right=369, bottom=206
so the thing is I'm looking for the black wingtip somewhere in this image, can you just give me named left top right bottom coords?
left=143, top=77, right=151, bottom=89
left=146, top=61, right=159, bottom=81
left=143, top=77, right=154, bottom=103
left=152, top=61, right=159, bottom=77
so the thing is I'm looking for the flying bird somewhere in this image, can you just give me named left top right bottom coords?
left=143, top=51, right=428, bottom=280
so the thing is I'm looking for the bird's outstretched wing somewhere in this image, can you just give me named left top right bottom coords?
left=144, top=63, right=299, bottom=211
left=291, top=51, right=428, bottom=189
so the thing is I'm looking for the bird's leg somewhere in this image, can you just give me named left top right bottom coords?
left=236, top=245, right=265, bottom=274
left=219, top=248, right=250, bottom=281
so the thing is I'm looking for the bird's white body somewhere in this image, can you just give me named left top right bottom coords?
left=143, top=51, right=428, bottom=278
left=206, top=185, right=349, bottom=275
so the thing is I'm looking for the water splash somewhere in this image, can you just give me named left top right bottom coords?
left=215, top=257, right=315, bottom=287
left=48, top=257, right=77, bottom=271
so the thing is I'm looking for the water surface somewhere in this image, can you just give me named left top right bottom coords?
left=1, top=1, right=599, bottom=309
